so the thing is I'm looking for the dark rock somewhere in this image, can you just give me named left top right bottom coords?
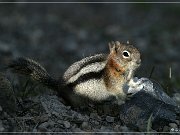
left=163, top=126, right=170, bottom=132
left=173, top=93, right=180, bottom=105
left=119, top=126, right=129, bottom=132
left=120, top=78, right=180, bottom=131
left=81, top=122, right=91, bottom=130
left=106, top=116, right=114, bottom=123
left=63, top=121, right=71, bottom=129
left=0, top=106, right=2, bottom=112
left=0, top=120, right=5, bottom=132
left=90, top=113, right=100, bottom=120
left=38, top=122, right=49, bottom=129
left=169, top=123, right=178, bottom=129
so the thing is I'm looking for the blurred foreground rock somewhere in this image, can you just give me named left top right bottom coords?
left=120, top=78, right=180, bottom=131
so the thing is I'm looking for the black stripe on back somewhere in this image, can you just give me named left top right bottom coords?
left=64, top=54, right=107, bottom=81
left=68, top=69, right=104, bottom=88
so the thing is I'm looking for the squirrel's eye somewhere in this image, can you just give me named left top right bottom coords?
left=122, top=51, right=130, bottom=58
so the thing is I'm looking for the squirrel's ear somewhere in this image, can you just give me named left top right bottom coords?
left=108, top=41, right=115, bottom=52
left=109, top=41, right=121, bottom=53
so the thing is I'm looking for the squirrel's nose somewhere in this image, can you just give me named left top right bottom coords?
left=136, top=59, right=141, bottom=64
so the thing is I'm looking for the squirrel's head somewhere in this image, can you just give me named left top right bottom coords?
left=108, top=41, right=141, bottom=81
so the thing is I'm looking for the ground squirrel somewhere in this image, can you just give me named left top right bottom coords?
left=8, top=41, right=141, bottom=106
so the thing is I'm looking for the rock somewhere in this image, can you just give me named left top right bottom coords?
left=57, top=120, right=63, bottom=124
left=39, top=114, right=49, bottom=123
left=175, top=120, right=180, bottom=125
left=52, top=111, right=60, bottom=117
left=94, top=121, right=100, bottom=126
left=34, top=114, right=49, bottom=123
left=48, top=120, right=55, bottom=127
left=38, top=122, right=49, bottom=129
left=81, top=122, right=91, bottom=130
left=114, top=125, right=121, bottom=131
left=163, top=126, right=170, bottom=132
left=63, top=121, right=71, bottom=129
left=120, top=78, right=180, bottom=131
left=169, top=123, right=178, bottom=129
left=106, top=116, right=114, bottom=123
left=0, top=106, right=2, bottom=112
left=120, top=126, right=129, bottom=132
left=72, top=128, right=83, bottom=132
left=37, top=127, right=49, bottom=132
left=173, top=93, right=180, bottom=105
left=100, top=126, right=113, bottom=131
left=90, top=113, right=101, bottom=120
left=0, top=121, right=5, bottom=132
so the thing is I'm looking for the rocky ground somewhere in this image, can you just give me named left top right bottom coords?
left=0, top=2, right=180, bottom=133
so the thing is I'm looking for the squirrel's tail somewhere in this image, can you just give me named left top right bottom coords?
left=8, top=57, right=59, bottom=90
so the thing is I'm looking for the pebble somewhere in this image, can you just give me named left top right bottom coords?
left=38, top=122, right=50, bottom=129
left=40, top=114, right=49, bottom=123
left=114, top=125, right=121, bottom=131
left=94, top=121, right=100, bottom=125
left=0, top=121, right=5, bottom=132
left=163, top=126, right=170, bottom=132
left=81, top=121, right=91, bottom=130
left=72, top=128, right=82, bottom=132
left=52, top=111, right=60, bottom=117
left=173, top=93, right=180, bottom=104
left=90, top=113, right=101, bottom=120
left=0, top=106, right=2, bottom=112
left=169, top=123, right=178, bottom=128
left=175, top=120, right=180, bottom=125
left=57, top=120, right=63, bottom=124
left=120, top=126, right=129, bottom=132
left=64, top=121, right=71, bottom=129
left=106, top=116, right=114, bottom=123
left=38, top=127, right=49, bottom=132
left=49, top=120, right=55, bottom=127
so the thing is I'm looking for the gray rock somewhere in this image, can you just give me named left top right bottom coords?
left=169, top=123, right=178, bottom=129
left=94, top=121, right=100, bottom=126
left=173, top=93, right=180, bottom=105
left=127, top=77, right=177, bottom=106
left=120, top=126, right=129, bottom=132
left=81, top=122, right=91, bottom=130
left=37, top=127, right=49, bottom=132
left=114, top=125, right=121, bottom=131
left=0, top=106, right=2, bottom=112
left=90, top=113, right=101, bottom=120
left=163, top=126, right=170, bottom=132
left=57, top=120, right=63, bottom=124
left=100, top=126, right=113, bottom=132
left=72, top=128, right=83, bottom=132
left=38, top=122, right=50, bottom=129
left=106, top=116, right=114, bottom=123
left=48, top=120, right=55, bottom=127
left=120, top=77, right=180, bottom=131
left=39, top=114, right=49, bottom=123
left=63, top=121, right=71, bottom=129
left=0, top=120, right=5, bottom=132
left=175, top=120, right=180, bottom=125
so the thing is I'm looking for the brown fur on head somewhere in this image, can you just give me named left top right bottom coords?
left=107, top=41, right=141, bottom=81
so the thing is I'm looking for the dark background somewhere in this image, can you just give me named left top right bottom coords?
left=0, top=2, right=180, bottom=94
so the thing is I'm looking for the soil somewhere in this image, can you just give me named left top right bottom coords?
left=0, top=1, right=180, bottom=133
